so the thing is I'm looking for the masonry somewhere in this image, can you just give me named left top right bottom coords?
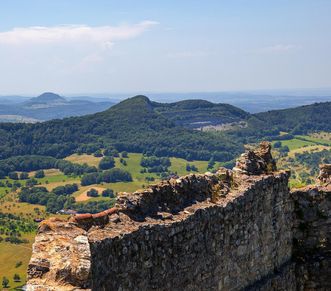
left=26, top=143, right=331, bottom=291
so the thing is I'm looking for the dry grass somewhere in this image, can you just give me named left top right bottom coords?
left=65, top=154, right=102, bottom=167
left=75, top=186, right=107, bottom=202
left=0, top=233, right=35, bottom=289
left=28, top=168, right=62, bottom=178
left=287, top=145, right=330, bottom=157
left=41, top=179, right=81, bottom=191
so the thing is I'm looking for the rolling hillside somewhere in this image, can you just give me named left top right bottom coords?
left=253, top=102, right=331, bottom=133
left=152, top=99, right=250, bottom=129
left=0, top=96, right=330, bottom=162
left=0, top=95, right=243, bottom=162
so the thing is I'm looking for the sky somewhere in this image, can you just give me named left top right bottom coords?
left=0, top=0, right=330, bottom=95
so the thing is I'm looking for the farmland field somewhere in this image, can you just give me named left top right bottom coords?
left=271, top=134, right=331, bottom=188
left=0, top=152, right=216, bottom=285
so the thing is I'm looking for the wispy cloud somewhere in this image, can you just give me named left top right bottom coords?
left=167, top=51, right=209, bottom=58
left=0, top=21, right=158, bottom=46
left=256, top=44, right=300, bottom=54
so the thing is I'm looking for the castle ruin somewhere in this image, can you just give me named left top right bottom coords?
left=26, top=143, right=331, bottom=290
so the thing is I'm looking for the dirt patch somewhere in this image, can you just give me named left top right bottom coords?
left=75, top=186, right=107, bottom=202
left=65, top=154, right=102, bottom=167
left=28, top=168, right=62, bottom=178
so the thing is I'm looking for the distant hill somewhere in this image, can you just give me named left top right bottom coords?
left=254, top=102, right=331, bottom=133
left=24, top=92, right=66, bottom=106
left=152, top=99, right=250, bottom=129
left=0, top=92, right=115, bottom=122
left=227, top=102, right=331, bottom=142
left=0, top=95, right=243, bottom=162
left=0, top=96, right=330, bottom=162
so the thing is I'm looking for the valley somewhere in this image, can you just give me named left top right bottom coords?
left=0, top=95, right=330, bottom=289
left=0, top=151, right=216, bottom=288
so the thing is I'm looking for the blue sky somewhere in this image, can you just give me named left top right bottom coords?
left=0, top=0, right=330, bottom=94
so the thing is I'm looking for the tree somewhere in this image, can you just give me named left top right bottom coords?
left=87, top=188, right=99, bottom=197
left=191, top=165, right=198, bottom=172
left=102, top=188, right=115, bottom=198
left=26, top=178, right=38, bottom=187
left=8, top=172, right=18, bottom=180
left=121, top=151, right=128, bottom=158
left=13, top=274, right=21, bottom=282
left=274, top=141, right=282, bottom=148
left=99, top=157, right=115, bottom=170
left=207, top=157, right=215, bottom=170
left=20, top=172, right=29, bottom=180
left=186, top=164, right=191, bottom=171
left=35, top=170, right=45, bottom=178
left=2, top=277, right=9, bottom=288
left=15, top=261, right=22, bottom=268
left=93, top=150, right=103, bottom=157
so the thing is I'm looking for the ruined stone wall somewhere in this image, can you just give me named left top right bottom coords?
left=27, top=170, right=295, bottom=291
left=88, top=173, right=292, bottom=291
left=26, top=143, right=331, bottom=291
left=292, top=186, right=331, bottom=291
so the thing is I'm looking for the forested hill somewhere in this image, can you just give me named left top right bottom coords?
left=254, top=102, right=331, bottom=133
left=228, top=101, right=331, bottom=142
left=0, top=96, right=330, bottom=162
left=152, top=99, right=250, bottom=129
left=0, top=95, right=243, bottom=162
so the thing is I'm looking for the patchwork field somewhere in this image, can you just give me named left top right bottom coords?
left=0, top=152, right=217, bottom=285
left=1, top=138, right=328, bottom=285
left=272, top=138, right=315, bottom=151
left=272, top=134, right=331, bottom=188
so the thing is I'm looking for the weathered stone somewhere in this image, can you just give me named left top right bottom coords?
left=27, top=219, right=91, bottom=290
left=292, top=184, right=331, bottom=290
left=26, top=143, right=331, bottom=291
left=233, top=141, right=277, bottom=175
left=317, top=163, right=331, bottom=185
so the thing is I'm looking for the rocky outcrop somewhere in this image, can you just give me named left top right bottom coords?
left=27, top=218, right=91, bottom=290
left=317, top=163, right=331, bottom=185
left=26, top=143, right=331, bottom=291
left=233, top=141, right=277, bottom=175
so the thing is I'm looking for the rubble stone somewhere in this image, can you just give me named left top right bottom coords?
left=233, top=141, right=277, bottom=175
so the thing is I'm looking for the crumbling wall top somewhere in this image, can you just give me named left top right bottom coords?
left=317, top=163, right=331, bottom=185
left=233, top=141, right=277, bottom=175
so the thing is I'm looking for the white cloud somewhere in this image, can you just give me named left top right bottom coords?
left=0, top=21, right=159, bottom=93
left=0, top=21, right=158, bottom=46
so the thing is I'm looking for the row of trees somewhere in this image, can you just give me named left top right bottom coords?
left=71, top=200, right=115, bottom=214
left=2, top=274, right=22, bottom=289
left=140, top=156, right=171, bottom=173
left=18, top=185, right=76, bottom=213
left=81, top=168, right=132, bottom=186
left=0, top=155, right=98, bottom=179
left=86, top=188, right=115, bottom=198
left=6, top=170, right=45, bottom=181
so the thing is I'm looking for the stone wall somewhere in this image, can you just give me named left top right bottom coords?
left=292, top=185, right=331, bottom=291
left=89, top=173, right=292, bottom=291
left=27, top=170, right=295, bottom=291
left=26, top=143, right=331, bottom=291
